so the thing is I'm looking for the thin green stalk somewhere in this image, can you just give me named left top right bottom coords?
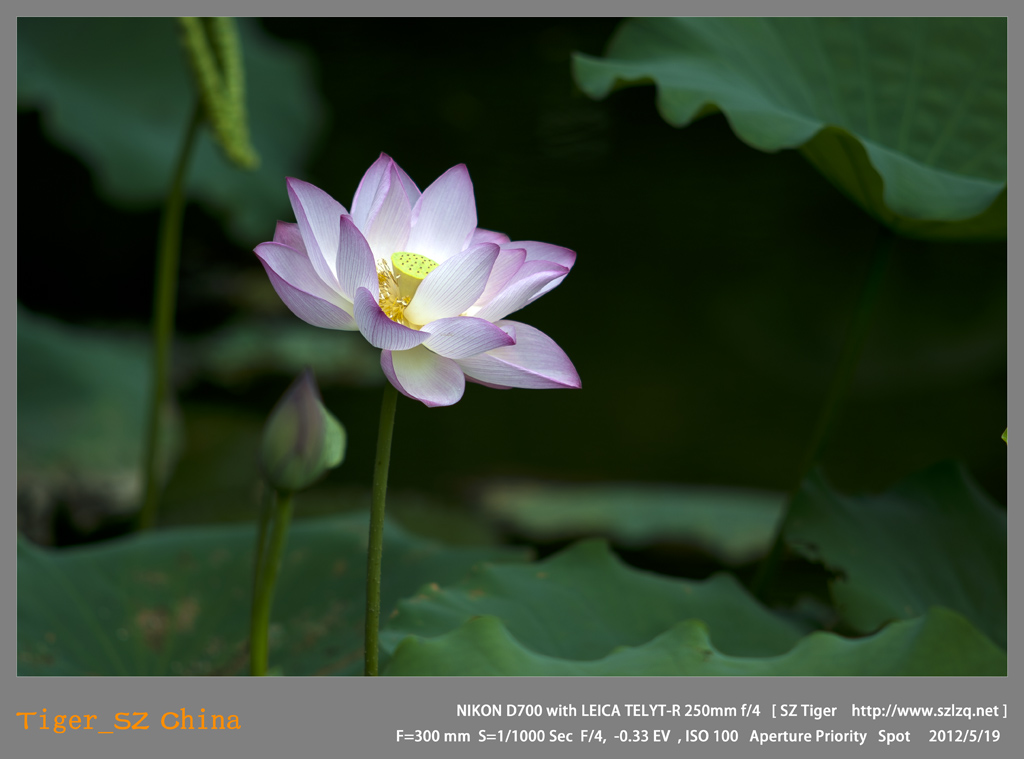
left=364, top=383, right=399, bottom=676
left=252, top=487, right=274, bottom=599
left=752, top=227, right=895, bottom=597
left=137, top=103, right=204, bottom=531
left=250, top=490, right=295, bottom=676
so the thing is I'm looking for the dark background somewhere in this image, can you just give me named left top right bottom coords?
left=18, top=18, right=1007, bottom=538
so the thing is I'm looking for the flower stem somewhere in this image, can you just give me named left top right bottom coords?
left=752, top=226, right=895, bottom=597
left=365, top=383, right=399, bottom=676
left=137, top=102, right=204, bottom=531
left=250, top=489, right=295, bottom=676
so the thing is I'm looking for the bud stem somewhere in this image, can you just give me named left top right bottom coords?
left=250, top=489, right=295, bottom=676
left=365, top=383, right=399, bottom=675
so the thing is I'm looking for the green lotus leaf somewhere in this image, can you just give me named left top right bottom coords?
left=17, top=306, right=182, bottom=540
left=784, top=462, right=1006, bottom=648
left=385, top=607, right=1005, bottom=675
left=18, top=18, right=324, bottom=244
left=179, top=318, right=383, bottom=389
left=573, top=18, right=1006, bottom=241
left=17, top=512, right=528, bottom=676
left=380, top=539, right=805, bottom=662
left=479, top=482, right=784, bottom=565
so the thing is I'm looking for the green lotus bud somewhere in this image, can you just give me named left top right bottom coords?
left=260, top=368, right=345, bottom=492
left=1002, top=428, right=1007, bottom=444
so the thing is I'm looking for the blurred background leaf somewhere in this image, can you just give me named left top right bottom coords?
left=17, top=306, right=182, bottom=544
left=17, top=512, right=528, bottom=676
left=380, top=540, right=805, bottom=662
left=478, top=482, right=784, bottom=565
left=18, top=17, right=323, bottom=243
left=385, top=607, right=1006, bottom=676
left=573, top=18, right=1006, bottom=241
left=785, top=462, right=1006, bottom=649
left=177, top=318, right=382, bottom=390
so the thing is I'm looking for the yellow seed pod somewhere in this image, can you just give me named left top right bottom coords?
left=392, top=252, right=439, bottom=281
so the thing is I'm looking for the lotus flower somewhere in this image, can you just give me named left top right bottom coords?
left=255, top=154, right=580, bottom=407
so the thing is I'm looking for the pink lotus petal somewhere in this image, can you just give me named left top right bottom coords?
left=474, top=248, right=526, bottom=307
left=471, top=260, right=569, bottom=323
left=353, top=287, right=430, bottom=351
left=465, top=376, right=512, bottom=390
left=456, top=320, right=580, bottom=389
left=393, top=160, right=422, bottom=206
left=420, top=316, right=516, bottom=359
left=506, top=240, right=576, bottom=303
left=337, top=216, right=380, bottom=300
left=273, top=221, right=305, bottom=252
left=255, top=241, right=344, bottom=302
left=407, top=164, right=477, bottom=262
left=403, top=243, right=498, bottom=326
left=287, top=178, right=347, bottom=288
left=257, top=257, right=355, bottom=330
left=350, top=153, right=391, bottom=231
left=509, top=240, right=577, bottom=270
left=363, top=163, right=412, bottom=259
left=382, top=345, right=466, bottom=407
left=470, top=227, right=511, bottom=246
